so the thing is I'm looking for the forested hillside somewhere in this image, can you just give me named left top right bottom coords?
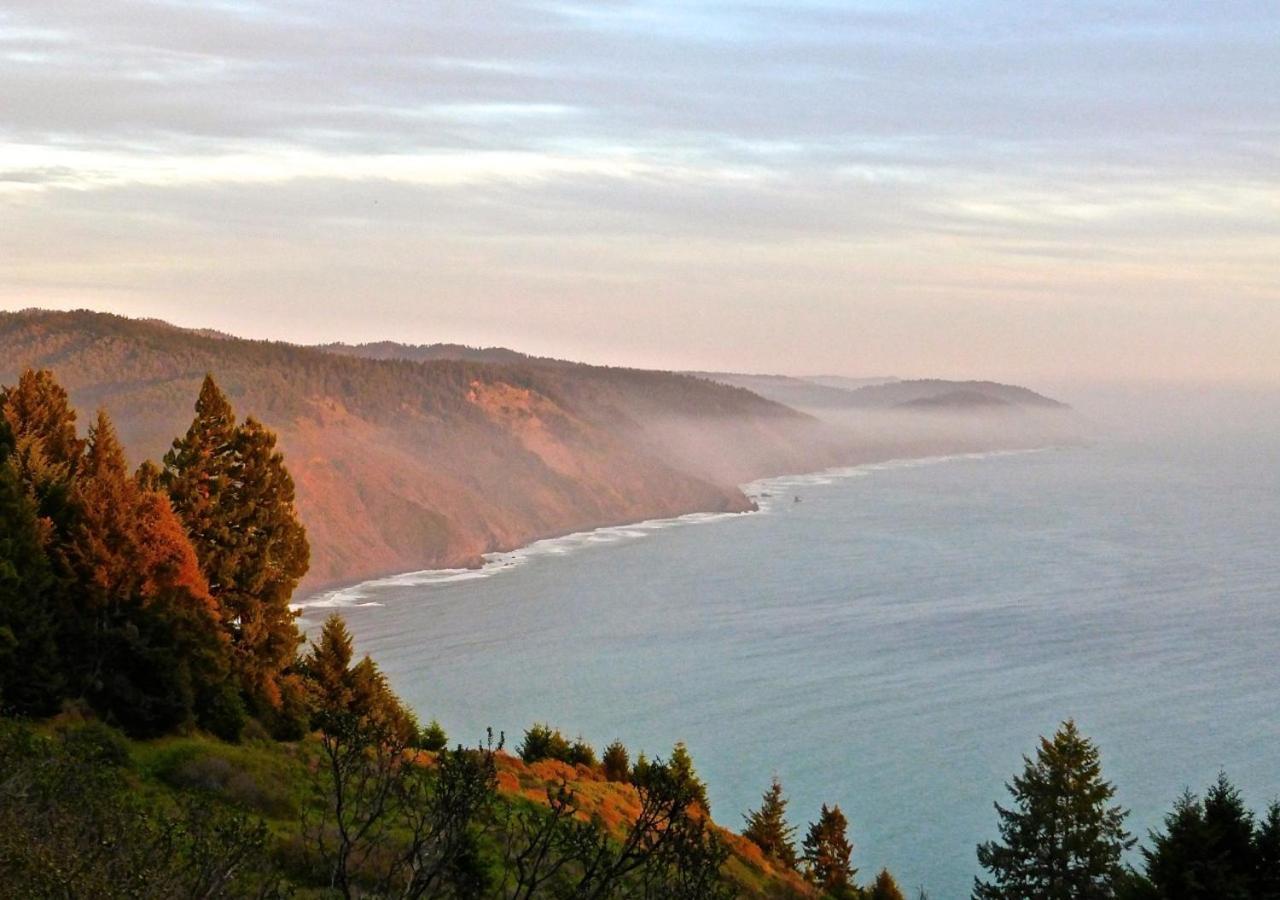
left=0, top=310, right=838, bottom=590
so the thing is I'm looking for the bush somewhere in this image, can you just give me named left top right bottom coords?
left=58, top=720, right=132, bottom=769
left=199, top=681, right=247, bottom=742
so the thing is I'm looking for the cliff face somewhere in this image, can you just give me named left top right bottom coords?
left=0, top=310, right=830, bottom=591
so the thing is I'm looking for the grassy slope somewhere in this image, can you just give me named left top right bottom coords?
left=123, top=729, right=811, bottom=898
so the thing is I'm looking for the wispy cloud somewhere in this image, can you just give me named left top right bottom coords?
left=1, top=0, right=1277, bottom=381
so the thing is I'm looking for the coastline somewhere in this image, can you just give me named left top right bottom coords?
left=297, top=442, right=1061, bottom=613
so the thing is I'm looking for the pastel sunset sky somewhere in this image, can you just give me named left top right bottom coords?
left=2, top=1, right=1277, bottom=383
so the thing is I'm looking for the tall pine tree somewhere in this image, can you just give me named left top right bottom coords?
left=0, top=419, right=64, bottom=715
left=65, top=410, right=231, bottom=736
left=743, top=776, right=798, bottom=868
left=161, top=376, right=309, bottom=710
left=975, top=720, right=1133, bottom=900
left=802, top=803, right=857, bottom=898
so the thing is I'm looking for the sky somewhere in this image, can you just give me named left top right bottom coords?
left=1, top=1, right=1278, bottom=384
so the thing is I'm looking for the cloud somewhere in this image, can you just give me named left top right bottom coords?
left=0, top=0, right=1277, bottom=381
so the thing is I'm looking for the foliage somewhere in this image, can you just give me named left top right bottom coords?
left=802, top=803, right=857, bottom=898
left=868, top=868, right=907, bottom=900
left=0, top=719, right=282, bottom=898
left=160, top=375, right=309, bottom=711
left=744, top=776, right=798, bottom=869
left=1123, top=773, right=1280, bottom=900
left=974, top=720, right=1134, bottom=900
left=603, top=739, right=631, bottom=783
left=421, top=718, right=449, bottom=752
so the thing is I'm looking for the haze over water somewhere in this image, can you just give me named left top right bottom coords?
left=310, top=388, right=1280, bottom=897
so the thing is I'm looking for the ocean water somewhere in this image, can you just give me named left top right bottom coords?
left=304, top=390, right=1280, bottom=897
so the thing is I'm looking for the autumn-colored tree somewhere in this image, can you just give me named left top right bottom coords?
left=161, top=376, right=309, bottom=709
left=868, top=867, right=908, bottom=900
left=803, top=804, right=857, bottom=898
left=63, top=411, right=232, bottom=736
left=743, top=776, right=798, bottom=869
left=975, top=720, right=1133, bottom=900
left=0, top=368, right=84, bottom=545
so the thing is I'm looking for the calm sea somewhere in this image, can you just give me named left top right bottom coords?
left=303, top=387, right=1280, bottom=897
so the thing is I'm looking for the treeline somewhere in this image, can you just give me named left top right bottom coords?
left=0, top=369, right=308, bottom=738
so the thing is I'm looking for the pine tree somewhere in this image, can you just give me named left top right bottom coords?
left=161, top=376, right=309, bottom=709
left=743, top=776, right=798, bottom=868
left=602, top=739, right=630, bottom=783
left=974, top=720, right=1133, bottom=900
left=803, top=803, right=857, bottom=897
left=0, top=424, right=64, bottom=715
left=301, top=613, right=415, bottom=745
left=1136, top=775, right=1263, bottom=900
left=0, top=368, right=84, bottom=544
left=65, top=410, right=231, bottom=736
left=669, top=741, right=709, bottom=811
left=1256, top=802, right=1280, bottom=900
left=869, top=868, right=908, bottom=900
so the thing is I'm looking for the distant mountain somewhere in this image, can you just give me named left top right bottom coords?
left=894, top=389, right=1014, bottom=411
left=0, top=310, right=834, bottom=591
left=686, top=372, right=884, bottom=411
left=802, top=375, right=899, bottom=391
left=844, top=379, right=1069, bottom=410
left=691, top=372, right=1066, bottom=413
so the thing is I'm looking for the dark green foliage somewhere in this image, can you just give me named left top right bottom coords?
left=802, top=803, right=857, bottom=897
left=1257, top=803, right=1280, bottom=899
left=0, top=719, right=282, bottom=898
left=603, top=739, right=630, bottom=782
left=0, top=429, right=64, bottom=715
left=161, top=375, right=309, bottom=710
left=519, top=722, right=574, bottom=764
left=1127, top=773, right=1279, bottom=900
left=421, top=718, right=449, bottom=752
left=743, top=776, right=798, bottom=869
left=974, top=720, right=1133, bottom=900
left=670, top=740, right=710, bottom=811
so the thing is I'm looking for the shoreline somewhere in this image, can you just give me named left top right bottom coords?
left=297, top=442, right=1062, bottom=612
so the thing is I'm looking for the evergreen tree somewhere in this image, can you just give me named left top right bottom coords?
left=1256, top=802, right=1280, bottom=900
left=1135, top=775, right=1264, bottom=900
left=64, top=411, right=231, bottom=736
left=301, top=613, right=415, bottom=745
left=0, top=426, right=64, bottom=715
left=161, top=376, right=309, bottom=709
left=974, top=720, right=1133, bottom=900
left=669, top=740, right=709, bottom=811
left=868, top=868, right=908, bottom=900
left=0, top=368, right=84, bottom=544
left=743, top=776, right=798, bottom=869
left=803, top=803, right=857, bottom=897
left=602, top=739, right=630, bottom=782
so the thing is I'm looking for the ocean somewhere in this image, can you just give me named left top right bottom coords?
left=302, top=387, right=1280, bottom=897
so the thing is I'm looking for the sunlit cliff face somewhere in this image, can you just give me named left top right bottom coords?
left=2, top=1, right=1278, bottom=384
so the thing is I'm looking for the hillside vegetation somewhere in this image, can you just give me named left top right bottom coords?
left=0, top=310, right=836, bottom=590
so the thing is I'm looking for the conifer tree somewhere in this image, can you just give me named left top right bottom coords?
left=1256, top=802, right=1280, bottom=900
left=1134, top=775, right=1266, bottom=900
left=65, top=411, right=231, bottom=735
left=974, top=720, right=1133, bottom=900
left=0, top=368, right=84, bottom=543
left=743, top=776, right=798, bottom=868
left=803, top=803, right=857, bottom=898
left=0, top=424, right=64, bottom=715
left=868, top=868, right=908, bottom=900
left=161, top=376, right=309, bottom=709
left=669, top=740, right=709, bottom=811
left=602, top=739, right=630, bottom=782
